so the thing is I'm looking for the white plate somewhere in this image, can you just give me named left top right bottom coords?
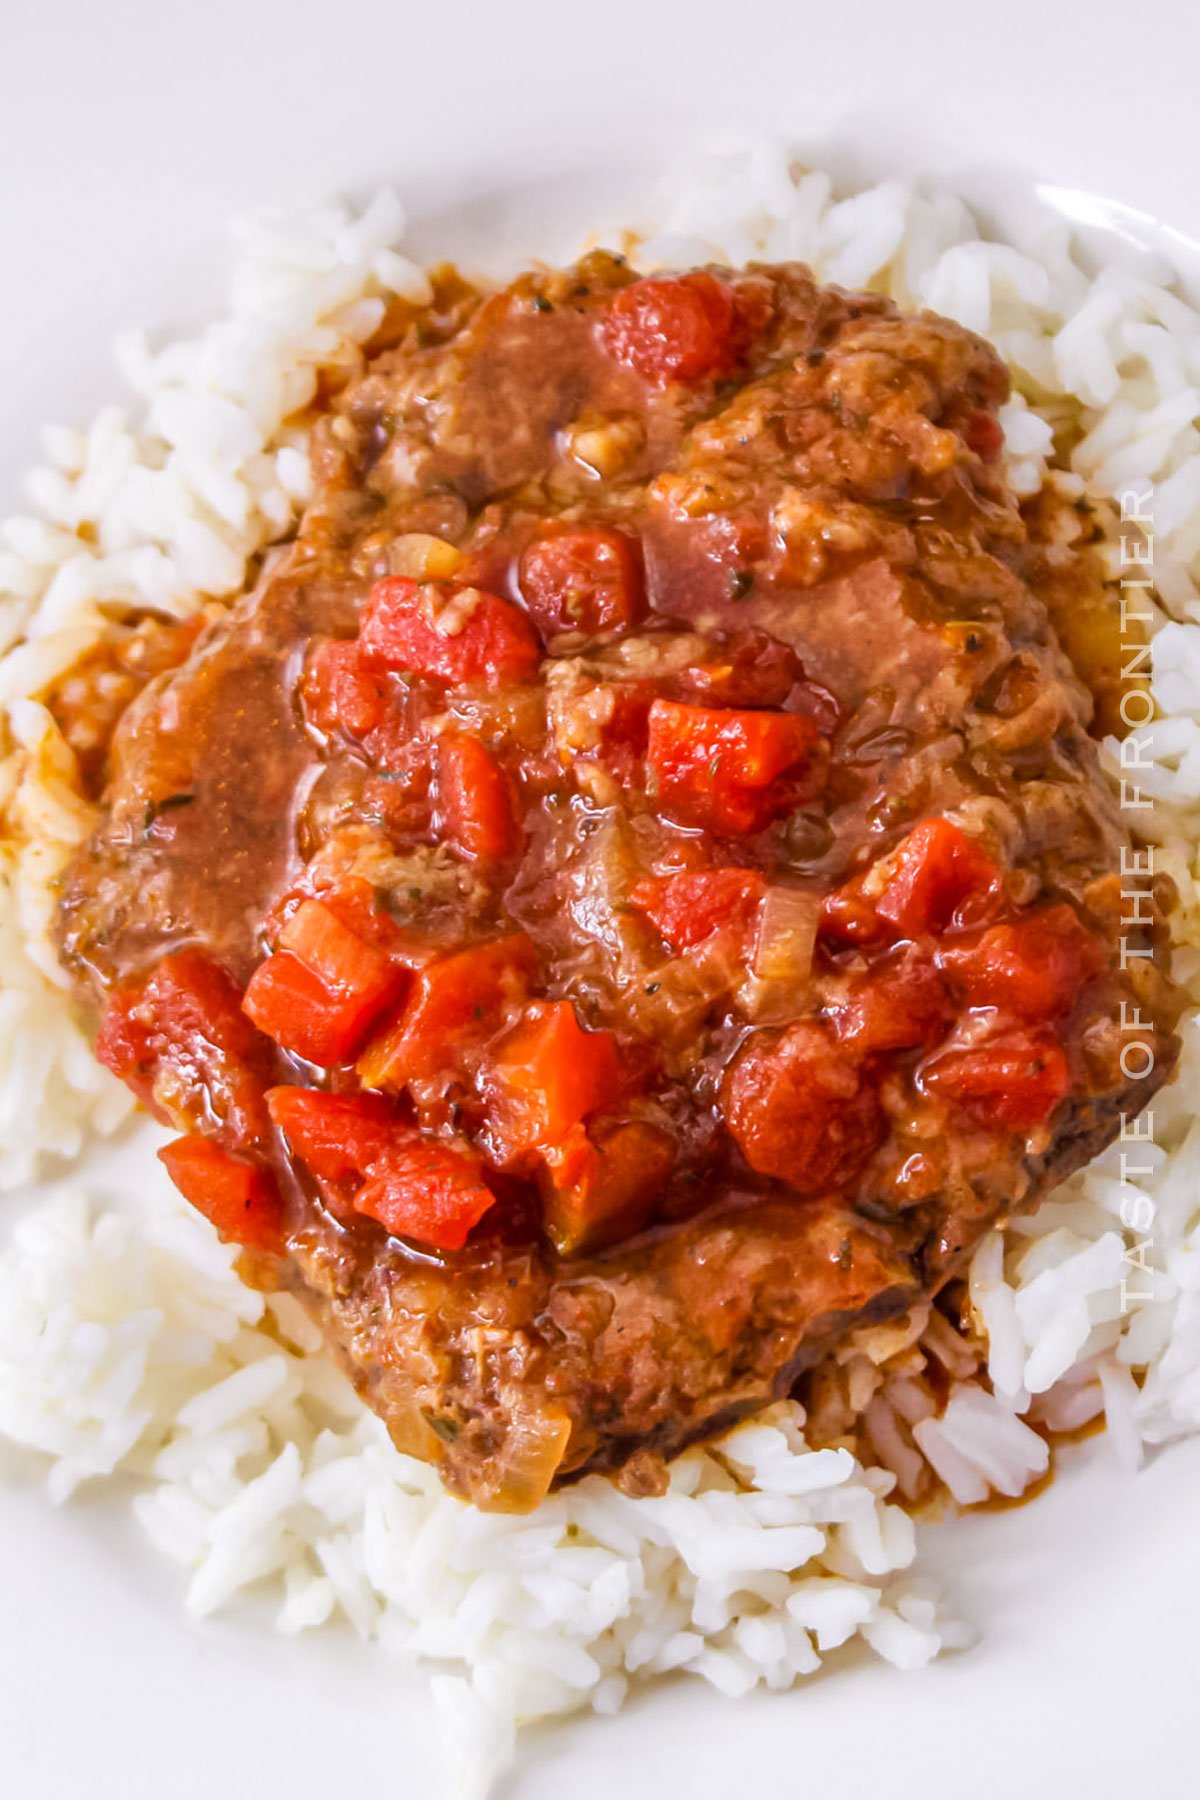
left=2, top=3, right=1198, bottom=1794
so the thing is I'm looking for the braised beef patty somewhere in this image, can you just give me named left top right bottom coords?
left=56, top=255, right=1181, bottom=1509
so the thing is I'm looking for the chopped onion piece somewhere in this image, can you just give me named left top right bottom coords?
left=387, top=533, right=465, bottom=580
left=753, top=885, right=821, bottom=983
left=486, top=1408, right=573, bottom=1513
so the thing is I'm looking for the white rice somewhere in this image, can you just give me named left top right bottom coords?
left=1, top=142, right=1198, bottom=1793
left=0, top=1178, right=953, bottom=1795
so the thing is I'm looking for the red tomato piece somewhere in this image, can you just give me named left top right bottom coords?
left=630, top=868, right=767, bottom=950
left=518, top=526, right=645, bottom=637
left=358, top=738, right=437, bottom=841
left=354, top=1138, right=496, bottom=1251
left=823, top=818, right=1003, bottom=948
left=922, top=1028, right=1070, bottom=1131
left=601, top=273, right=740, bottom=386
left=263, top=876, right=411, bottom=957
left=158, top=1135, right=283, bottom=1254
left=831, top=945, right=953, bottom=1054
left=95, top=988, right=156, bottom=1106
left=144, top=951, right=262, bottom=1059
left=541, top=1120, right=675, bottom=1255
left=963, top=408, right=1005, bottom=463
left=874, top=818, right=1003, bottom=938
left=680, top=631, right=802, bottom=711
left=301, top=639, right=387, bottom=738
left=486, top=1001, right=627, bottom=1165
left=96, top=951, right=269, bottom=1146
left=243, top=952, right=394, bottom=1067
left=318, top=878, right=410, bottom=951
left=645, top=700, right=821, bottom=834
left=358, top=933, right=538, bottom=1093
left=579, top=681, right=657, bottom=785
left=939, top=904, right=1107, bottom=1022
left=819, top=874, right=888, bottom=947
left=359, top=578, right=542, bottom=686
left=266, top=1086, right=397, bottom=1181
left=435, top=733, right=518, bottom=862
left=278, top=897, right=408, bottom=1011
left=724, top=1020, right=886, bottom=1192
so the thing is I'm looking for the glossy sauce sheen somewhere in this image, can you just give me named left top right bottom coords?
left=57, top=256, right=1181, bottom=1508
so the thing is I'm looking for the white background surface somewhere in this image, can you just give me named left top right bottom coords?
left=3, top=2, right=1200, bottom=1794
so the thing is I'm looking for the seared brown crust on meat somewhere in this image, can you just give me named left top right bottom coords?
left=280, top=1080, right=1168, bottom=1506
left=57, top=253, right=1181, bottom=1507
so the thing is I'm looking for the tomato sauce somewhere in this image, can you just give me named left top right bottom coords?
left=55, top=253, right=1181, bottom=1509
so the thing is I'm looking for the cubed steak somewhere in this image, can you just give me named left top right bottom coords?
left=57, top=253, right=1181, bottom=1509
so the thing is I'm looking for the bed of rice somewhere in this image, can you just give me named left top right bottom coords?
left=0, top=142, right=1198, bottom=1795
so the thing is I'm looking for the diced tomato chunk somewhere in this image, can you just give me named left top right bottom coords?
left=249, top=893, right=409, bottom=1066
left=601, top=273, right=740, bottom=386
left=630, top=867, right=766, bottom=950
left=485, top=1001, right=627, bottom=1165
left=143, top=951, right=262, bottom=1059
left=680, top=631, right=802, bottom=711
left=263, top=877, right=410, bottom=957
left=574, top=680, right=656, bottom=785
left=318, top=879, right=409, bottom=952
left=824, top=818, right=1003, bottom=947
left=266, top=1086, right=397, bottom=1181
left=244, top=953, right=392, bottom=1066
left=301, top=638, right=387, bottom=738
left=724, top=1020, right=885, bottom=1192
left=541, top=1120, right=675, bottom=1255
left=278, top=897, right=407, bottom=1009
left=922, top=1028, right=1070, bottom=1131
left=963, top=408, right=1005, bottom=463
left=435, top=733, right=518, bottom=862
left=358, top=933, right=537, bottom=1093
left=831, top=945, right=953, bottom=1054
left=518, top=526, right=645, bottom=637
left=645, top=700, right=821, bottom=834
left=358, top=743, right=436, bottom=841
left=158, top=1135, right=283, bottom=1254
left=359, top=577, right=542, bottom=686
left=874, top=818, right=1003, bottom=938
left=354, top=1137, right=496, bottom=1251
left=939, top=904, right=1107, bottom=1022
left=819, top=875, right=886, bottom=947
left=95, top=988, right=156, bottom=1105
left=96, top=951, right=270, bottom=1145
left=278, top=897, right=398, bottom=995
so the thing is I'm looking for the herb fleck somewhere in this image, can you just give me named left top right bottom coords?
left=729, top=568, right=754, bottom=601
left=423, top=1412, right=461, bottom=1444
left=532, top=295, right=553, bottom=314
